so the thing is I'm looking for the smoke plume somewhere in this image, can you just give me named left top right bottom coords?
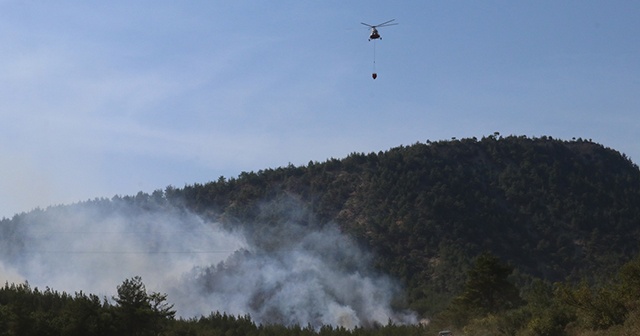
left=0, top=194, right=417, bottom=328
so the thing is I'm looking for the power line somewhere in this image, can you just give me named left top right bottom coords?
left=19, top=250, right=243, bottom=255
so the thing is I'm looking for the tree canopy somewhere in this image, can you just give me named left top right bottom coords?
left=2, top=135, right=640, bottom=335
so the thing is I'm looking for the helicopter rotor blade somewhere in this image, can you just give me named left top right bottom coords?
left=373, top=19, right=395, bottom=27
left=377, top=22, right=398, bottom=28
left=360, top=22, right=374, bottom=27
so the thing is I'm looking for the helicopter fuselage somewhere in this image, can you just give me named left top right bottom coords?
left=368, top=28, right=381, bottom=40
left=362, top=19, right=396, bottom=41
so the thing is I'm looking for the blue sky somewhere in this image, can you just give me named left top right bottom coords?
left=1, top=1, right=639, bottom=218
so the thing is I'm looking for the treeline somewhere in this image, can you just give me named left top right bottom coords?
left=0, top=276, right=173, bottom=336
left=3, top=252, right=640, bottom=335
left=0, top=276, right=426, bottom=336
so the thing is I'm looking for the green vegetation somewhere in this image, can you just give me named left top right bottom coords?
left=0, top=277, right=173, bottom=336
left=2, top=135, right=640, bottom=335
left=3, top=255, right=640, bottom=335
left=0, top=277, right=427, bottom=335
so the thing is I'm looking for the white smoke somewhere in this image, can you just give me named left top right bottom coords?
left=0, top=198, right=244, bottom=298
left=0, top=195, right=417, bottom=329
left=0, top=262, right=23, bottom=285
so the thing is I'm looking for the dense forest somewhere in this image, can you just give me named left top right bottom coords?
left=2, top=134, right=640, bottom=335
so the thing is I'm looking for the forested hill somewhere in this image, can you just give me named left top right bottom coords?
left=4, top=134, right=640, bottom=322
left=165, top=135, right=640, bottom=313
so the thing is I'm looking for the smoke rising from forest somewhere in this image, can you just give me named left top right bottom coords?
left=0, top=195, right=417, bottom=328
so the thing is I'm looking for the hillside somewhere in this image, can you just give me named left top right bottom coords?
left=166, top=135, right=640, bottom=314
left=2, top=134, right=640, bottom=330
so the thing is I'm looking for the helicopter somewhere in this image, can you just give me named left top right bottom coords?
left=360, top=19, right=397, bottom=41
